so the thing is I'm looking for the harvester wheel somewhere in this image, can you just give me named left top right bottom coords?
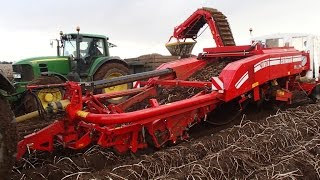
left=0, top=96, right=17, bottom=179
left=23, top=76, right=64, bottom=113
left=94, top=63, right=132, bottom=104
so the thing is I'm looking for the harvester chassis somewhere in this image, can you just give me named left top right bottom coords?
left=15, top=43, right=318, bottom=160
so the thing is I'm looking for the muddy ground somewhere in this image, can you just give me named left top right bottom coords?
left=0, top=64, right=13, bottom=80
left=11, top=101, right=320, bottom=180
left=85, top=104, right=320, bottom=180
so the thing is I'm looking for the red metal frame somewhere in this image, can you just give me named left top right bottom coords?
left=16, top=44, right=317, bottom=160
left=15, top=7, right=319, bottom=160
left=18, top=46, right=318, bottom=160
left=168, top=8, right=226, bottom=47
left=17, top=121, right=65, bottom=159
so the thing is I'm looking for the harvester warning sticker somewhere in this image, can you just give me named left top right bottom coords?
left=211, top=77, right=224, bottom=93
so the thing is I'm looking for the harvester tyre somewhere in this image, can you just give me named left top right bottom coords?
left=94, top=63, right=132, bottom=104
left=0, top=96, right=17, bottom=179
left=23, top=76, right=64, bottom=113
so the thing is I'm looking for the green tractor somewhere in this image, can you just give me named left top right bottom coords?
left=13, top=27, right=133, bottom=112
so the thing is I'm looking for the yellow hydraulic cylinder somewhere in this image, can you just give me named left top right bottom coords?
left=16, top=111, right=39, bottom=123
left=16, top=99, right=71, bottom=123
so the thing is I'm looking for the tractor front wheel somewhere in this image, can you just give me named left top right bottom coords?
left=23, top=76, right=64, bottom=113
left=0, top=96, right=17, bottom=179
left=94, top=63, right=132, bottom=104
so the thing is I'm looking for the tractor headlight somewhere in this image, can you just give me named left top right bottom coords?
left=13, top=73, right=21, bottom=79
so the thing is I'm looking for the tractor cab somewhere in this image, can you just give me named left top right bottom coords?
left=56, top=28, right=113, bottom=80
left=62, top=34, right=107, bottom=62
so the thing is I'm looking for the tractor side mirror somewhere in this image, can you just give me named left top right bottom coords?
left=108, top=42, right=117, bottom=48
left=50, top=40, right=54, bottom=47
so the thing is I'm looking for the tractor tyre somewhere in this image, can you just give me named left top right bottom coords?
left=0, top=96, right=17, bottom=179
left=94, top=63, right=132, bottom=104
left=23, top=76, right=64, bottom=113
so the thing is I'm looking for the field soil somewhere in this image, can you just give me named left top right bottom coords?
left=0, top=64, right=13, bottom=80
left=84, top=103, right=320, bottom=179
left=11, top=102, right=320, bottom=180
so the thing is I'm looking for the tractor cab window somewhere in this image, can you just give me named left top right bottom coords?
left=63, top=39, right=77, bottom=56
left=86, top=38, right=104, bottom=57
left=63, top=37, right=105, bottom=58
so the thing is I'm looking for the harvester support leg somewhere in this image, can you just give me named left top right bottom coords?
left=253, top=87, right=260, bottom=101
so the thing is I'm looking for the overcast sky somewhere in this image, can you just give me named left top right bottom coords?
left=0, top=0, right=320, bottom=62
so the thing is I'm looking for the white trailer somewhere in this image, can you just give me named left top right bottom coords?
left=253, top=33, right=320, bottom=80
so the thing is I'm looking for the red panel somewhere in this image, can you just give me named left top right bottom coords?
left=218, top=49, right=308, bottom=102
left=156, top=57, right=207, bottom=80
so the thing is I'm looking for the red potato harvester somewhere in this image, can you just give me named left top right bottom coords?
left=15, top=7, right=319, bottom=160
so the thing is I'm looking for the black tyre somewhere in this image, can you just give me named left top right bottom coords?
left=0, top=96, right=17, bottom=179
left=23, top=76, right=64, bottom=113
left=94, top=63, right=132, bottom=104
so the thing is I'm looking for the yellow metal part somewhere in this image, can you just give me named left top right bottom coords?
left=76, top=110, right=89, bottom=118
left=37, top=88, right=62, bottom=108
left=277, top=90, right=285, bottom=96
left=48, top=99, right=71, bottom=113
left=45, top=93, right=54, bottom=102
left=252, top=82, right=259, bottom=88
left=16, top=111, right=39, bottom=123
left=103, top=72, right=128, bottom=100
left=16, top=99, right=71, bottom=123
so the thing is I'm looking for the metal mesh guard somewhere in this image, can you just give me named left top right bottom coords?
left=166, top=42, right=196, bottom=56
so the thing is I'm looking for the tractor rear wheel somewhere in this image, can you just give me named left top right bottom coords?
left=94, top=63, right=132, bottom=104
left=0, top=96, right=17, bottom=179
left=23, top=76, right=64, bottom=113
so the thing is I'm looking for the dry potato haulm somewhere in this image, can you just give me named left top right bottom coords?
left=0, top=6, right=320, bottom=180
